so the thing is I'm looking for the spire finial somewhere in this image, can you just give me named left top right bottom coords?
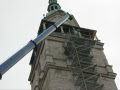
left=47, top=0, right=61, bottom=12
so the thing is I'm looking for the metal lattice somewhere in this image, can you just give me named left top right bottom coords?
left=65, top=36, right=104, bottom=90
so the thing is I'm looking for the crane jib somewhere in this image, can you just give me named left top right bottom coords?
left=0, top=13, right=72, bottom=80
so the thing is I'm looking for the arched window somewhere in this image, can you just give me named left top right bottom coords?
left=55, top=6, right=58, bottom=9
left=51, top=6, right=54, bottom=10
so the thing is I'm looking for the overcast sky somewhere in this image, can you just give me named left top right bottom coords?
left=0, top=0, right=120, bottom=89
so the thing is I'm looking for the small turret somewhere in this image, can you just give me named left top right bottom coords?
left=47, top=0, right=61, bottom=12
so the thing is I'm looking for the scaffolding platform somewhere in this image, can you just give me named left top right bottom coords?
left=65, top=36, right=104, bottom=90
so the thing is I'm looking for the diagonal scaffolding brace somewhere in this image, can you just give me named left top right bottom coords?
left=65, top=35, right=104, bottom=90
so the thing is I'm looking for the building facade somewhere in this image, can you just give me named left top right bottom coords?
left=29, top=0, right=118, bottom=90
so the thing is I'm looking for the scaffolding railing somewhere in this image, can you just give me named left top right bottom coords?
left=65, top=35, right=104, bottom=90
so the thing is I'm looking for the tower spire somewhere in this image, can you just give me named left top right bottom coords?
left=47, top=0, right=61, bottom=12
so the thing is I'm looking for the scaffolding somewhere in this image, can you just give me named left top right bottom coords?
left=65, top=34, right=104, bottom=90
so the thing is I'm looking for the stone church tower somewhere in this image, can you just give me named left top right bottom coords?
left=28, top=0, right=118, bottom=90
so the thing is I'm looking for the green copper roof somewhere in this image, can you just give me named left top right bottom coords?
left=49, top=0, right=57, bottom=4
left=47, top=0, right=61, bottom=12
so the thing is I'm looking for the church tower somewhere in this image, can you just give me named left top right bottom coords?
left=28, top=0, right=118, bottom=90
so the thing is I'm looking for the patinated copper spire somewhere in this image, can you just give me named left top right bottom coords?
left=47, top=0, right=61, bottom=12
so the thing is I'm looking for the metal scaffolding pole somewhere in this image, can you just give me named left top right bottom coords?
left=64, top=35, right=104, bottom=90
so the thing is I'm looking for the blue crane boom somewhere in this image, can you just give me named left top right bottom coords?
left=0, top=13, right=72, bottom=79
